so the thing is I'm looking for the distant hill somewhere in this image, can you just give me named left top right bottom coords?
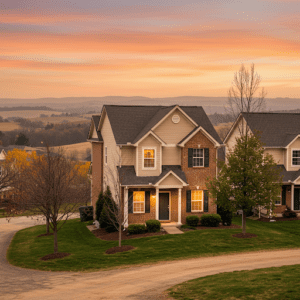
left=0, top=106, right=54, bottom=111
left=0, top=96, right=299, bottom=114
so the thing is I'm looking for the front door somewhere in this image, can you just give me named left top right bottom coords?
left=159, top=193, right=169, bottom=220
left=294, top=188, right=300, bottom=211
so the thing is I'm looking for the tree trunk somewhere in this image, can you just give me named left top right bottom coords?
left=46, top=217, right=50, bottom=234
left=118, top=223, right=122, bottom=247
left=53, top=225, right=58, bottom=253
left=242, top=210, right=246, bottom=234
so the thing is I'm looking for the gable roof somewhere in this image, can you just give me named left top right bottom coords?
left=95, top=105, right=222, bottom=145
left=88, top=115, right=103, bottom=142
left=277, top=165, right=300, bottom=183
left=240, top=112, right=300, bottom=147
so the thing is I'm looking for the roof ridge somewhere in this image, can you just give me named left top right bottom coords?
left=243, top=112, right=300, bottom=115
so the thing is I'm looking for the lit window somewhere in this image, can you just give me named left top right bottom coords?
left=191, top=190, right=203, bottom=212
left=193, top=149, right=204, bottom=167
left=133, top=191, right=145, bottom=213
left=292, top=150, right=300, bottom=166
left=144, top=149, right=155, bottom=168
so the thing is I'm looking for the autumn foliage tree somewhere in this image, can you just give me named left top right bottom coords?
left=17, top=146, right=90, bottom=254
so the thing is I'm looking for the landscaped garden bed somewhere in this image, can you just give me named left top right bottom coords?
left=257, top=216, right=300, bottom=222
left=181, top=223, right=241, bottom=231
left=92, top=227, right=167, bottom=241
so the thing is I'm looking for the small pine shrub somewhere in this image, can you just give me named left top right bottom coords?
left=95, top=191, right=105, bottom=222
left=128, top=224, right=146, bottom=235
left=186, top=215, right=200, bottom=227
left=146, top=219, right=161, bottom=232
left=79, top=206, right=93, bottom=222
left=200, top=214, right=222, bottom=227
left=283, top=206, right=298, bottom=218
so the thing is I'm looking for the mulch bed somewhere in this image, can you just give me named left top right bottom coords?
left=92, top=228, right=167, bottom=241
left=40, top=252, right=71, bottom=261
left=37, top=233, right=54, bottom=237
left=232, top=233, right=257, bottom=238
left=257, top=217, right=300, bottom=222
left=105, top=245, right=135, bottom=254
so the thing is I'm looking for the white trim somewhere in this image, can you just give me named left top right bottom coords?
left=152, top=105, right=198, bottom=131
left=292, top=184, right=295, bottom=211
left=223, top=113, right=243, bottom=144
left=155, top=170, right=188, bottom=187
left=133, top=191, right=146, bottom=214
left=124, top=187, right=129, bottom=227
left=178, top=188, right=182, bottom=225
left=291, top=148, right=300, bottom=167
left=155, top=188, right=159, bottom=220
left=135, top=147, right=139, bottom=176
left=134, top=131, right=166, bottom=146
left=157, top=185, right=184, bottom=189
left=142, top=147, right=157, bottom=170
left=160, top=144, right=162, bottom=174
left=158, top=191, right=171, bottom=221
left=178, top=126, right=221, bottom=147
left=285, top=134, right=300, bottom=149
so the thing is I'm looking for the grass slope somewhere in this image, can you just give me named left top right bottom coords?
left=168, top=264, right=300, bottom=300
left=7, top=217, right=300, bottom=272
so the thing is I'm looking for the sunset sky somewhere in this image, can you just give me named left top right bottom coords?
left=1, top=0, right=299, bottom=99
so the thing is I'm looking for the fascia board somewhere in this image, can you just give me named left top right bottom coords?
left=134, top=131, right=166, bottom=146
left=154, top=170, right=188, bottom=186
left=223, top=113, right=243, bottom=144
left=285, top=134, right=300, bottom=149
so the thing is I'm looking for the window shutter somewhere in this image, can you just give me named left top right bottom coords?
left=204, top=190, right=208, bottom=212
left=145, top=191, right=150, bottom=213
left=128, top=191, right=133, bottom=214
left=204, top=148, right=209, bottom=167
left=186, top=190, right=191, bottom=212
left=282, top=186, right=286, bottom=205
left=188, top=148, right=193, bottom=168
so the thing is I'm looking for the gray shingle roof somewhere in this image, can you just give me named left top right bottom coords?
left=277, top=165, right=300, bottom=183
left=103, top=105, right=222, bottom=145
left=118, top=165, right=187, bottom=186
left=91, top=115, right=103, bottom=141
left=242, top=113, right=300, bottom=147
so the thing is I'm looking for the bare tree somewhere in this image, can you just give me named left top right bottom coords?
left=226, top=63, right=267, bottom=136
left=18, top=146, right=90, bottom=254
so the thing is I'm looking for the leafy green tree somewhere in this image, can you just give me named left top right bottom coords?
left=207, top=133, right=282, bottom=235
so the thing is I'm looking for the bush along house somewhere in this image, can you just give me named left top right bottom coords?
left=224, top=112, right=300, bottom=217
left=87, top=105, right=223, bottom=226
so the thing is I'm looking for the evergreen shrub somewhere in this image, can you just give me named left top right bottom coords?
left=146, top=219, right=161, bottom=232
left=186, top=215, right=200, bottom=227
left=128, top=224, right=146, bottom=234
left=200, top=214, right=222, bottom=227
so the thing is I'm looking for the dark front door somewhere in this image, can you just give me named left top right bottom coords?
left=294, top=188, right=300, bottom=211
left=159, top=193, right=169, bottom=220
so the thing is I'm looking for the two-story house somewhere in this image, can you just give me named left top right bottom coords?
left=224, top=112, right=300, bottom=216
left=88, top=105, right=223, bottom=226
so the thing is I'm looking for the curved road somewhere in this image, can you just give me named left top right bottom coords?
left=1, top=216, right=300, bottom=300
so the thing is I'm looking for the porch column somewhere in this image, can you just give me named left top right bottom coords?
left=178, top=188, right=182, bottom=225
left=291, top=183, right=295, bottom=210
left=124, top=187, right=128, bottom=228
left=155, top=187, right=159, bottom=220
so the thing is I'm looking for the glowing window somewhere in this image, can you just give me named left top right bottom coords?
left=144, top=149, right=155, bottom=168
left=191, top=190, right=203, bottom=212
left=133, top=191, right=145, bottom=213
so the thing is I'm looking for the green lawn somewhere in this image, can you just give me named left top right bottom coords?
left=7, top=217, right=300, bottom=272
left=168, top=264, right=300, bottom=300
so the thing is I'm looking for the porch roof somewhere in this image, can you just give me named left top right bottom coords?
left=277, top=165, right=300, bottom=183
left=118, top=165, right=188, bottom=186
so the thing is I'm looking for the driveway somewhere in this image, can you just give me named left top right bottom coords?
left=1, top=216, right=300, bottom=300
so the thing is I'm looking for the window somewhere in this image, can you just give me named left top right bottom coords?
left=292, top=150, right=300, bottom=166
left=193, top=149, right=204, bottom=167
left=143, top=149, right=155, bottom=168
left=105, top=147, right=107, bottom=164
left=191, top=190, right=203, bottom=212
left=275, top=196, right=281, bottom=205
left=133, top=191, right=145, bottom=213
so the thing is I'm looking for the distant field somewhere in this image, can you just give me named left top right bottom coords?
left=0, top=110, right=62, bottom=119
left=214, top=122, right=232, bottom=141
left=0, top=122, right=21, bottom=132
left=52, top=142, right=91, bottom=161
left=31, top=116, right=90, bottom=124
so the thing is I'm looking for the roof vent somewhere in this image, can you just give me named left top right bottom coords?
left=172, top=114, right=180, bottom=124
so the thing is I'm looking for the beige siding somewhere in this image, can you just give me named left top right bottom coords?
left=153, top=108, right=195, bottom=144
left=137, top=134, right=161, bottom=176
left=121, top=146, right=135, bottom=166
left=225, top=118, right=248, bottom=153
left=101, top=114, right=120, bottom=197
left=162, top=147, right=181, bottom=165
left=91, top=125, right=98, bottom=139
left=287, top=137, right=300, bottom=171
left=158, top=174, right=182, bottom=186
left=264, top=148, right=284, bottom=164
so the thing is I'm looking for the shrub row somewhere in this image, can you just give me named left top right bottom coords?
left=128, top=219, right=161, bottom=235
left=186, top=214, right=222, bottom=227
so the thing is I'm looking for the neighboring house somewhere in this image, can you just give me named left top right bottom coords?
left=87, top=105, right=223, bottom=226
left=224, top=112, right=300, bottom=216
